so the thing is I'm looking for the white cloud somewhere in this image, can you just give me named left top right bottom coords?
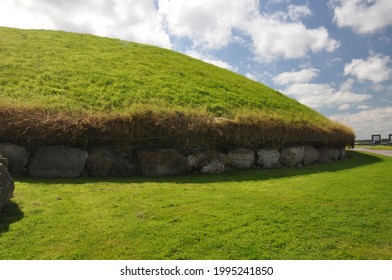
left=272, top=4, right=312, bottom=22
left=332, top=0, right=392, bottom=34
left=344, top=54, right=392, bottom=83
left=273, top=68, right=320, bottom=85
left=357, top=105, right=372, bottom=110
left=283, top=79, right=371, bottom=109
left=159, top=0, right=257, bottom=50
left=0, top=0, right=339, bottom=62
left=160, top=0, right=338, bottom=61
left=185, top=50, right=237, bottom=72
left=288, top=5, right=312, bottom=21
left=338, top=104, right=350, bottom=111
left=0, top=0, right=172, bottom=49
left=330, top=106, right=392, bottom=139
left=0, top=0, right=56, bottom=30
left=246, top=18, right=339, bottom=62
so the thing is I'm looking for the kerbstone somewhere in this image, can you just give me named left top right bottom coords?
left=303, top=145, right=319, bottom=166
left=257, top=149, right=280, bottom=168
left=29, top=145, right=88, bottom=178
left=137, top=149, right=188, bottom=176
left=0, top=143, right=29, bottom=176
left=228, top=148, right=255, bottom=169
left=318, top=147, right=339, bottom=162
left=280, top=146, right=304, bottom=167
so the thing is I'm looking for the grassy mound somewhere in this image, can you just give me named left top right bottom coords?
left=0, top=27, right=354, bottom=148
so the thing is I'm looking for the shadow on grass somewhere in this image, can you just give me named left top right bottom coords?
left=0, top=201, right=24, bottom=235
left=15, top=151, right=383, bottom=185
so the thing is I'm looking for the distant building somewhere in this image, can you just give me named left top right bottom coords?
left=372, top=134, right=381, bottom=145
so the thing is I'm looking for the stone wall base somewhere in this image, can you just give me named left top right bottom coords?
left=0, top=142, right=347, bottom=178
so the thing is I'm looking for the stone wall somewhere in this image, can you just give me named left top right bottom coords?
left=0, top=142, right=347, bottom=178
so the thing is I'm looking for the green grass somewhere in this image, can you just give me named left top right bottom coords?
left=367, top=146, right=392, bottom=151
left=1, top=151, right=391, bottom=260
left=352, top=145, right=392, bottom=150
left=0, top=27, right=319, bottom=118
left=0, top=27, right=354, bottom=148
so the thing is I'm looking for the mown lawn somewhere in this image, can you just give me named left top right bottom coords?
left=0, top=151, right=391, bottom=260
left=355, top=145, right=392, bottom=151
left=364, top=146, right=392, bottom=151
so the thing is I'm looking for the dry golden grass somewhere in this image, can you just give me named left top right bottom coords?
left=0, top=104, right=354, bottom=149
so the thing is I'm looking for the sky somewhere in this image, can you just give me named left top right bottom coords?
left=1, top=0, right=391, bottom=140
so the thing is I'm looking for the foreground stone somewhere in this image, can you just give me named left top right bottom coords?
left=228, top=148, right=255, bottom=169
left=137, top=149, right=188, bottom=176
left=29, top=145, right=89, bottom=178
left=0, top=164, right=14, bottom=212
left=0, top=143, right=29, bottom=176
left=303, top=145, right=319, bottom=166
left=257, top=149, right=280, bottom=168
left=280, top=146, right=304, bottom=167
left=318, top=147, right=339, bottom=163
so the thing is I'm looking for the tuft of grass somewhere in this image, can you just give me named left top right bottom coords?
left=0, top=27, right=354, bottom=148
left=1, top=151, right=391, bottom=260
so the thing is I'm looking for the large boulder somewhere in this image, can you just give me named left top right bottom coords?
left=200, top=159, right=225, bottom=174
left=302, top=145, right=319, bottom=166
left=87, top=146, right=135, bottom=177
left=0, top=163, right=14, bottom=212
left=137, top=149, right=188, bottom=176
left=28, top=145, right=89, bottom=178
left=257, top=149, right=280, bottom=168
left=0, top=143, right=29, bottom=176
left=318, top=147, right=339, bottom=163
left=228, top=148, right=255, bottom=169
left=280, top=146, right=304, bottom=167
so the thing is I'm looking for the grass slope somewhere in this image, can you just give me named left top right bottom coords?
left=1, top=151, right=391, bottom=259
left=0, top=27, right=354, bottom=148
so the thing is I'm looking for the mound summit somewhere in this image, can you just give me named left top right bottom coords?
left=0, top=27, right=354, bottom=150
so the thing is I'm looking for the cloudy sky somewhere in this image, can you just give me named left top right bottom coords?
left=1, top=0, right=391, bottom=139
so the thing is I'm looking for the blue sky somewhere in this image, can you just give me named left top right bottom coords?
left=1, top=0, right=391, bottom=139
